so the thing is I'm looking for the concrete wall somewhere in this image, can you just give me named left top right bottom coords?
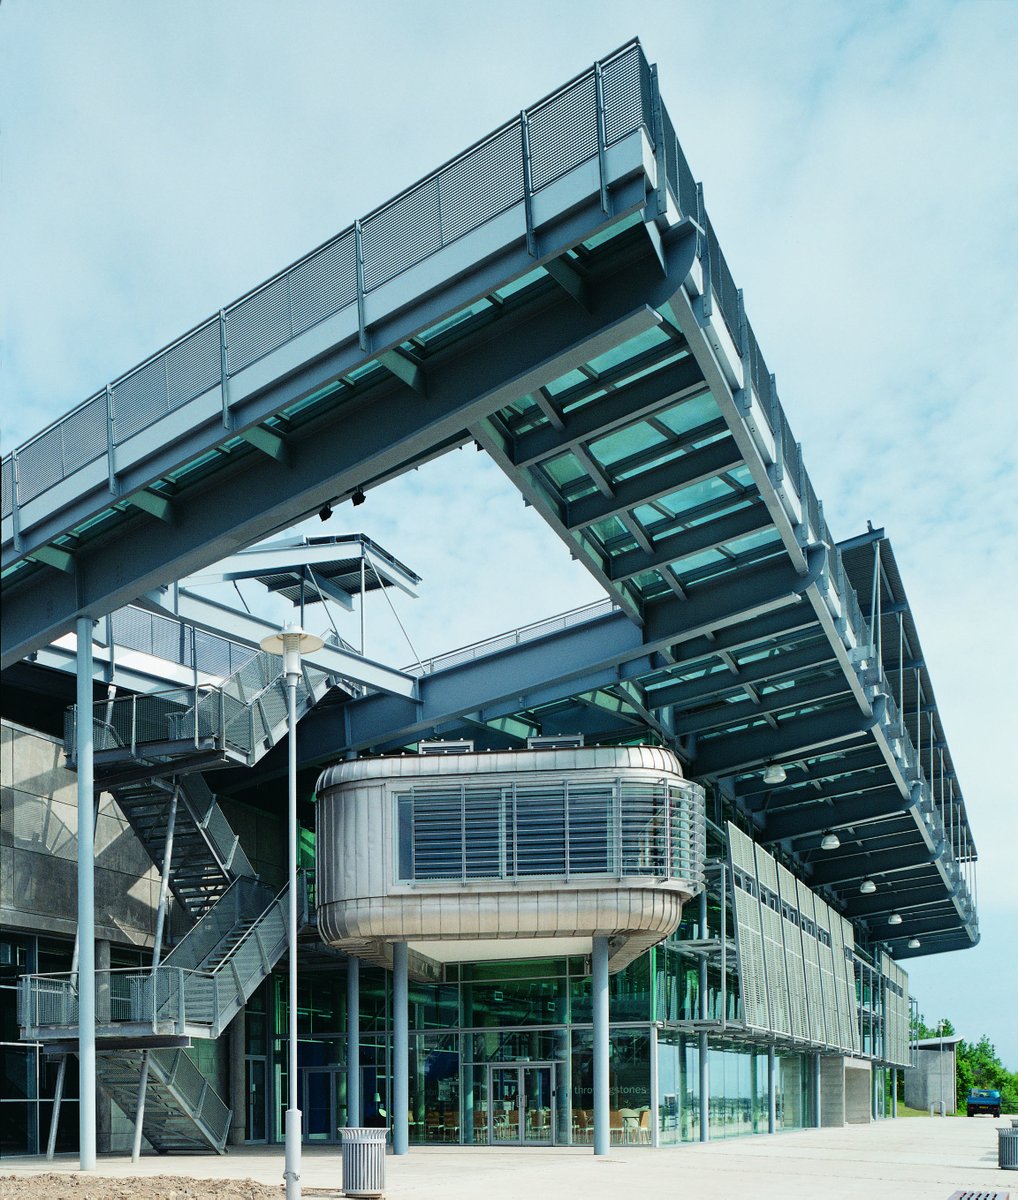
left=904, top=1047, right=957, bottom=1114
left=820, top=1055, right=846, bottom=1127
left=1, top=720, right=165, bottom=945
left=845, top=1062, right=872, bottom=1123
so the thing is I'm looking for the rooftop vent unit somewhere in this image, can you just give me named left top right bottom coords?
left=419, top=740, right=475, bottom=756
left=526, top=734, right=585, bottom=750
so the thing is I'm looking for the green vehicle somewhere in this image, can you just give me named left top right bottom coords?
left=966, top=1088, right=1001, bottom=1117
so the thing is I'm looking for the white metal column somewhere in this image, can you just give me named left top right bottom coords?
left=592, top=935, right=610, bottom=1156
left=393, top=942, right=409, bottom=1155
left=347, top=955, right=361, bottom=1126
left=76, top=617, right=96, bottom=1171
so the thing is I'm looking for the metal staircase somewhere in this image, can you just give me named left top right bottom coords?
left=22, top=650, right=332, bottom=1154
left=96, top=1048, right=232, bottom=1154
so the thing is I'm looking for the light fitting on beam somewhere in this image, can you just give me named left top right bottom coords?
left=820, top=831, right=841, bottom=851
left=762, top=763, right=787, bottom=785
left=907, top=938, right=921, bottom=949
left=859, top=879, right=877, bottom=895
left=352, top=488, right=366, bottom=507
left=888, top=913, right=903, bottom=926
left=319, top=503, right=334, bottom=522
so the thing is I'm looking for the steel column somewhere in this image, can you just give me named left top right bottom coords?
left=814, top=1054, right=822, bottom=1127
left=767, top=1045, right=776, bottom=1134
left=284, top=674, right=301, bottom=1199
left=76, top=616, right=96, bottom=1171
left=393, top=942, right=409, bottom=1155
left=698, top=1032, right=709, bottom=1142
left=347, top=955, right=361, bottom=1127
left=592, top=935, right=610, bottom=1156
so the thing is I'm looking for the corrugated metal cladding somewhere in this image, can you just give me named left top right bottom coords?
left=726, top=822, right=907, bottom=1058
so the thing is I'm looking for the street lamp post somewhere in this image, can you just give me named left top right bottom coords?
left=260, top=624, right=323, bottom=1200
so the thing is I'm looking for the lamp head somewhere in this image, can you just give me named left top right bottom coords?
left=762, top=763, right=787, bottom=785
left=260, top=623, right=325, bottom=677
left=859, top=879, right=877, bottom=895
left=820, top=831, right=841, bottom=851
left=888, top=913, right=903, bottom=926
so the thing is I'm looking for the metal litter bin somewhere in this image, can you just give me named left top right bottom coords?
left=999, top=1125, right=1018, bottom=1170
left=340, top=1126, right=388, bottom=1197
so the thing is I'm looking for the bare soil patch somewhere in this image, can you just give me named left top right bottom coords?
left=0, top=1177, right=335, bottom=1200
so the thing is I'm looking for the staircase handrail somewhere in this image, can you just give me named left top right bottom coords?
left=161, top=876, right=274, bottom=971
left=152, top=1048, right=232, bottom=1149
left=205, top=873, right=304, bottom=980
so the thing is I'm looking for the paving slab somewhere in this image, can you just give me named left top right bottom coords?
left=1, top=1116, right=1014, bottom=1200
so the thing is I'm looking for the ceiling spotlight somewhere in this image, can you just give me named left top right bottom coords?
left=351, top=488, right=366, bottom=506
left=318, top=502, right=333, bottom=522
left=907, top=938, right=921, bottom=949
left=820, top=831, right=841, bottom=851
left=888, top=913, right=903, bottom=926
left=762, top=763, right=787, bottom=785
left=859, top=879, right=876, bottom=895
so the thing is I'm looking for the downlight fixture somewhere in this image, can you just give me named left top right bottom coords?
left=859, top=879, right=877, bottom=895
left=888, top=913, right=903, bottom=926
left=762, top=763, right=787, bottom=785
left=820, top=831, right=841, bottom=851
left=908, top=938, right=921, bottom=949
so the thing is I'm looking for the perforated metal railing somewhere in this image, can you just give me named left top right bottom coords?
left=2, top=39, right=654, bottom=521
left=18, top=878, right=299, bottom=1039
left=408, top=597, right=620, bottom=675
left=63, top=651, right=331, bottom=767
left=100, top=604, right=259, bottom=679
left=397, top=777, right=705, bottom=887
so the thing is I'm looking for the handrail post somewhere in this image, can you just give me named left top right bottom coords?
left=130, top=693, right=137, bottom=756
left=520, top=110, right=537, bottom=258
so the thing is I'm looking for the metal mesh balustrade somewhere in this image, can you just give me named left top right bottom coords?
left=2, top=41, right=648, bottom=517
left=397, top=778, right=704, bottom=886
left=704, top=215, right=742, bottom=351
left=409, top=597, right=619, bottom=674
left=101, top=606, right=258, bottom=679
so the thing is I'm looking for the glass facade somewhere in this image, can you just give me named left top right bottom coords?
left=249, top=948, right=825, bottom=1149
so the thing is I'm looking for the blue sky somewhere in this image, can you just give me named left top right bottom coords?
left=2, top=1, right=1017, bottom=1066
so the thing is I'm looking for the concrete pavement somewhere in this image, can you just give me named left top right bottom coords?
left=2, top=1116, right=1014, bottom=1199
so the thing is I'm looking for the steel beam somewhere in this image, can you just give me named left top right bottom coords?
left=608, top=502, right=773, bottom=584
left=509, top=355, right=704, bottom=467
left=673, top=673, right=850, bottom=737
left=140, top=587, right=417, bottom=698
left=762, top=786, right=910, bottom=842
left=302, top=547, right=825, bottom=759
left=808, top=843, right=937, bottom=887
left=692, top=698, right=877, bottom=778
left=564, top=437, right=743, bottom=531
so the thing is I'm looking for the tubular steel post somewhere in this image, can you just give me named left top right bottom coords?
left=393, top=942, right=409, bottom=1155
left=767, top=1045, right=776, bottom=1134
left=698, top=1032, right=709, bottom=1142
left=47, top=794, right=101, bottom=1160
left=347, top=956, right=361, bottom=1126
left=814, top=1054, right=822, bottom=1127
left=76, top=616, right=96, bottom=1170
left=592, top=935, right=610, bottom=1156
left=285, top=672, right=302, bottom=1199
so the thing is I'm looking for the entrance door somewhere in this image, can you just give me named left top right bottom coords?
left=486, top=1064, right=554, bottom=1145
left=302, top=1067, right=340, bottom=1143
left=245, top=1056, right=268, bottom=1143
